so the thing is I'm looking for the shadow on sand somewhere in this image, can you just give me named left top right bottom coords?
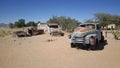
left=77, top=40, right=108, bottom=51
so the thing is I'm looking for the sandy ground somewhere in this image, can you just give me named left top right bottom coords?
left=0, top=31, right=120, bottom=68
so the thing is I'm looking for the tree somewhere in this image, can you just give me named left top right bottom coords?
left=82, top=13, right=120, bottom=27
left=14, top=19, right=26, bottom=28
left=94, top=13, right=120, bottom=27
left=99, top=21, right=108, bottom=27
left=18, top=19, right=26, bottom=27
left=47, top=16, right=59, bottom=24
left=47, top=16, right=80, bottom=32
left=37, top=21, right=41, bottom=24
left=9, top=23, right=14, bottom=28
left=112, top=15, right=120, bottom=25
left=84, top=19, right=94, bottom=23
left=26, top=21, right=36, bottom=26
left=14, top=21, right=19, bottom=27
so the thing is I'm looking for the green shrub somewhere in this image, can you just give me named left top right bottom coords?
left=111, top=30, right=120, bottom=40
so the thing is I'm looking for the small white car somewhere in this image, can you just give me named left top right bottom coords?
left=47, top=23, right=64, bottom=36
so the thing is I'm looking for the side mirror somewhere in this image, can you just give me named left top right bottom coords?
left=68, top=35, right=71, bottom=39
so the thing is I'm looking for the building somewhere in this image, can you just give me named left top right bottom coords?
left=107, top=24, right=116, bottom=30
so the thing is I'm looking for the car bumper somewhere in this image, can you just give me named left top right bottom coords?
left=71, top=38, right=90, bottom=45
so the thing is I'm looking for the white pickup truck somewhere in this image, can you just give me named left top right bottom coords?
left=47, top=23, right=64, bottom=36
left=69, top=23, right=104, bottom=50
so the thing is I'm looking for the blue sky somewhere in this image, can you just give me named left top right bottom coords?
left=0, top=0, right=120, bottom=23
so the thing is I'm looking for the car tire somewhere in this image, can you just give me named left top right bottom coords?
left=100, top=36, right=104, bottom=42
left=71, top=43, right=76, bottom=48
left=90, top=39, right=99, bottom=50
left=61, top=33, right=64, bottom=36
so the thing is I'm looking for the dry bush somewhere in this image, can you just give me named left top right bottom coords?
left=111, top=30, right=120, bottom=40
left=0, top=27, right=23, bottom=37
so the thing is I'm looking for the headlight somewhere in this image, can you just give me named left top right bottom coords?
left=72, top=37, right=75, bottom=40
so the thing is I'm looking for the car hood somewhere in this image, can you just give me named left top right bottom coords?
left=73, top=27, right=96, bottom=37
left=75, top=27, right=94, bottom=32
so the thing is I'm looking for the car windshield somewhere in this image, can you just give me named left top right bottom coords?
left=72, top=32, right=85, bottom=38
left=79, top=24, right=95, bottom=29
left=72, top=29, right=96, bottom=38
left=49, top=25, right=58, bottom=28
left=86, top=24, right=95, bottom=29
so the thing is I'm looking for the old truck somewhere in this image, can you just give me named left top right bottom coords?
left=13, top=26, right=44, bottom=37
left=47, top=23, right=64, bottom=36
left=69, top=23, right=104, bottom=50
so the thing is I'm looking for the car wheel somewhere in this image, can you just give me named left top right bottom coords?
left=61, top=33, right=64, bottom=36
left=90, top=39, right=99, bottom=50
left=71, top=43, right=76, bottom=48
left=100, top=36, right=104, bottom=42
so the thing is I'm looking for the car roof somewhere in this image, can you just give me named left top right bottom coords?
left=47, top=23, right=58, bottom=26
left=79, top=23, right=99, bottom=25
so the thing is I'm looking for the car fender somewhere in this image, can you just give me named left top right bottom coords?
left=85, top=34, right=98, bottom=38
left=85, top=34, right=98, bottom=44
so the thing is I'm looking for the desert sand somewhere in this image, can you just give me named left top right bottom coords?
left=0, top=31, right=120, bottom=68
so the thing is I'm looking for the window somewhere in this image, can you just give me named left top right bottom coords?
left=97, top=25, right=100, bottom=30
left=86, top=24, right=95, bottom=29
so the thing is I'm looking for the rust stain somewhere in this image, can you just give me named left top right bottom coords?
left=75, top=27, right=93, bottom=32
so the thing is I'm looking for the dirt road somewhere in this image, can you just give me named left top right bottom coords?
left=0, top=32, right=120, bottom=68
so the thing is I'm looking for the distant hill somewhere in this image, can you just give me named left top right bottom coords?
left=0, top=23, right=8, bottom=27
